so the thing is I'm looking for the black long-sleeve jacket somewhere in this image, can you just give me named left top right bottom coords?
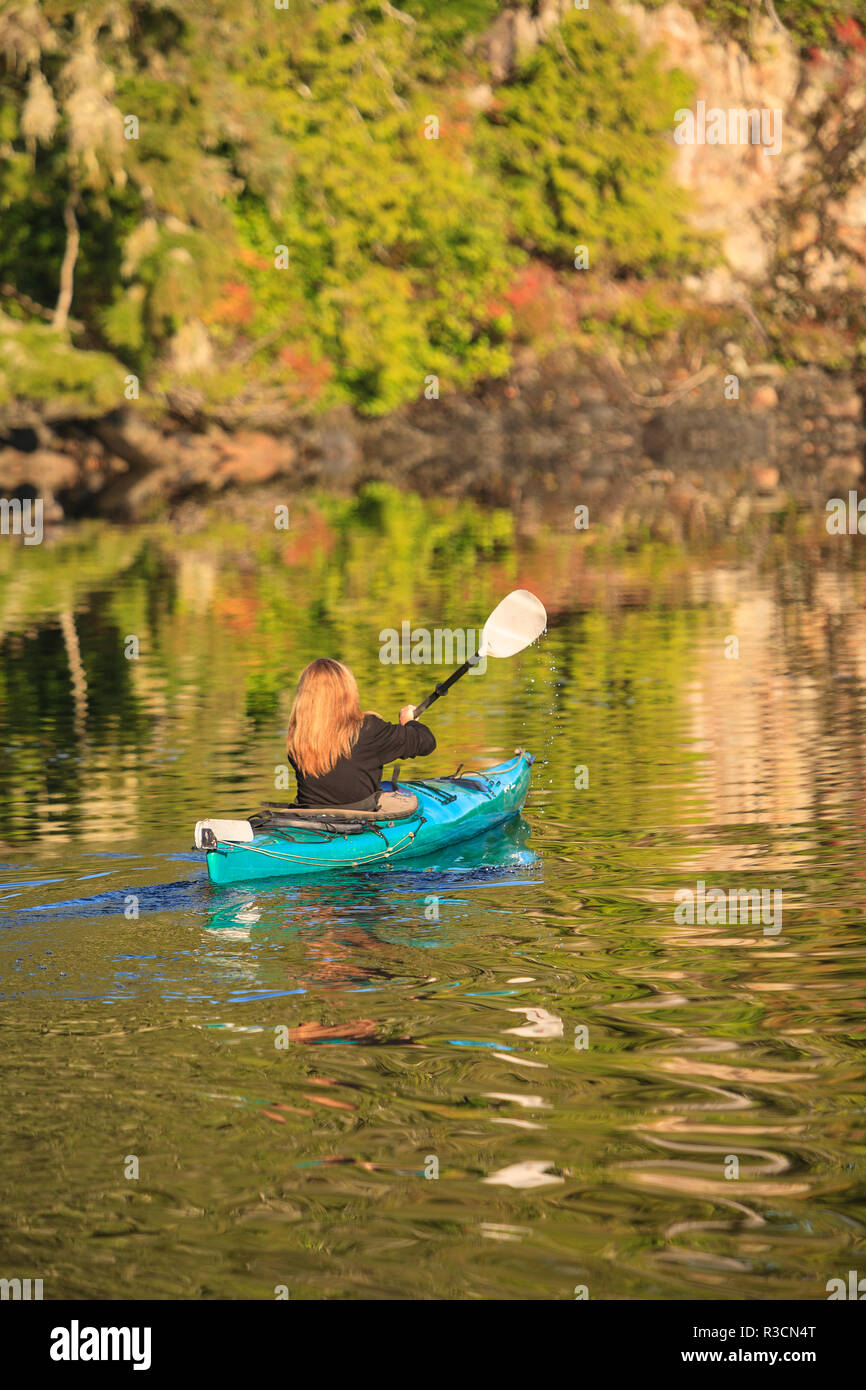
left=289, top=714, right=436, bottom=808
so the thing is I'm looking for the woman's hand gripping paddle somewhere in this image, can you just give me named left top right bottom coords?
left=412, top=589, right=547, bottom=718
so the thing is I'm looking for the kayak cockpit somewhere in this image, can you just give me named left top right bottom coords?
left=194, top=788, right=421, bottom=848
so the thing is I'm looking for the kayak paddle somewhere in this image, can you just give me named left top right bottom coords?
left=413, top=589, right=547, bottom=717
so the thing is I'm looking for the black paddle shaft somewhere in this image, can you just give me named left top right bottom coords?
left=414, top=653, right=481, bottom=717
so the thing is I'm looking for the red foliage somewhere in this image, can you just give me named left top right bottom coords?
left=420, top=97, right=477, bottom=158
left=504, top=265, right=551, bottom=310
left=237, top=247, right=269, bottom=270
left=835, top=17, right=866, bottom=52
left=279, top=344, right=334, bottom=405
left=213, top=594, right=259, bottom=634
left=207, top=280, right=254, bottom=326
left=282, top=511, right=336, bottom=568
left=502, top=263, right=577, bottom=343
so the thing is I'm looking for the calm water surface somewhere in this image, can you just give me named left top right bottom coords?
left=0, top=496, right=864, bottom=1299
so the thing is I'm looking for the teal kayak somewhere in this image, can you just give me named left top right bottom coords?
left=203, top=750, right=534, bottom=885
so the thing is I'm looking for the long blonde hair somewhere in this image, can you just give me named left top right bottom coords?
left=286, top=659, right=366, bottom=777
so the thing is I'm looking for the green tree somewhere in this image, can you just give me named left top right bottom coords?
left=479, top=6, right=703, bottom=274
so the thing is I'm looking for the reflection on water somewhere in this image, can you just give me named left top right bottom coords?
left=0, top=504, right=865, bottom=1299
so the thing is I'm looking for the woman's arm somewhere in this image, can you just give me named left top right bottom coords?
left=364, top=713, right=436, bottom=761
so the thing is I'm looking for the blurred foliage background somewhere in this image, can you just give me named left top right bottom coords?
left=1, top=1, right=706, bottom=419
left=1, top=1, right=864, bottom=420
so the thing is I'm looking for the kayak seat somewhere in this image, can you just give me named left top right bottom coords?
left=255, top=789, right=420, bottom=832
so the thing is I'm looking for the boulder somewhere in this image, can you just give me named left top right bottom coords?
left=213, top=431, right=297, bottom=487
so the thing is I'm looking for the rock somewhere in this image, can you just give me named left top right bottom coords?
left=751, top=385, right=778, bottom=410
left=724, top=342, right=748, bottom=376
left=167, top=319, right=214, bottom=375
left=789, top=212, right=821, bottom=254
left=316, top=419, right=362, bottom=486
left=214, top=431, right=296, bottom=486
left=753, top=464, right=779, bottom=493
left=826, top=395, right=862, bottom=419
left=616, top=1, right=863, bottom=294
left=465, top=83, right=494, bottom=111
left=824, top=455, right=863, bottom=480
left=0, top=445, right=78, bottom=494
left=477, top=2, right=570, bottom=83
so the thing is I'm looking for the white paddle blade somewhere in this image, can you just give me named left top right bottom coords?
left=480, top=589, right=547, bottom=658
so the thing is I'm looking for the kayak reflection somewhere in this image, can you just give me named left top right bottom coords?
left=199, top=818, right=538, bottom=1039
left=203, top=815, right=537, bottom=925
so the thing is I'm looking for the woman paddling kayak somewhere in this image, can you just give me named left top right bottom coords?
left=286, top=658, right=436, bottom=809
left=196, top=592, right=544, bottom=881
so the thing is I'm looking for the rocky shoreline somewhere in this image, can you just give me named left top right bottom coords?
left=1, top=349, right=862, bottom=539
left=3, top=4, right=865, bottom=538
